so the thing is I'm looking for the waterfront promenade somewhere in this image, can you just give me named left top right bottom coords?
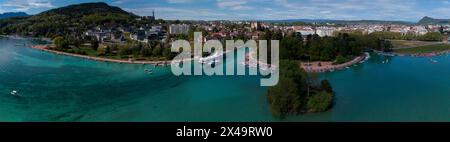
left=30, top=45, right=170, bottom=65
left=300, top=55, right=366, bottom=73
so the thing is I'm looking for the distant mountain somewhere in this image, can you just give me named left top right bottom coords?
left=418, top=16, right=450, bottom=25
left=274, top=19, right=334, bottom=23
left=0, top=12, right=28, bottom=19
left=39, top=2, right=136, bottom=18
left=264, top=19, right=413, bottom=25
left=0, top=2, right=139, bottom=37
left=331, top=20, right=413, bottom=25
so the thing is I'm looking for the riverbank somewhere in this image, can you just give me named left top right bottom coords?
left=30, top=45, right=171, bottom=65
left=300, top=54, right=367, bottom=73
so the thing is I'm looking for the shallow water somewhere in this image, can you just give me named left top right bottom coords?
left=1, top=37, right=450, bottom=122
left=287, top=53, right=450, bottom=122
left=0, top=38, right=272, bottom=122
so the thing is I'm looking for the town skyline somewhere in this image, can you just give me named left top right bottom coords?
left=2, top=0, right=450, bottom=22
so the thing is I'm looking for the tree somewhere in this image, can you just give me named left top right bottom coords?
left=152, top=45, right=162, bottom=56
left=118, top=46, right=132, bottom=55
left=162, top=47, right=172, bottom=59
left=321, top=80, right=333, bottom=93
left=53, top=36, right=68, bottom=50
left=267, top=60, right=306, bottom=118
left=267, top=76, right=301, bottom=118
left=91, top=39, right=99, bottom=51
left=280, top=37, right=302, bottom=60
left=105, top=46, right=112, bottom=55
left=272, top=30, right=283, bottom=40
left=418, top=32, right=443, bottom=41
left=306, top=92, right=333, bottom=113
left=267, top=60, right=335, bottom=118
left=140, top=46, right=152, bottom=57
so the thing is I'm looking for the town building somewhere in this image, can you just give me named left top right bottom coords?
left=169, top=24, right=189, bottom=35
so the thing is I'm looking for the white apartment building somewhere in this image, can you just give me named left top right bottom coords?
left=169, top=24, right=190, bottom=35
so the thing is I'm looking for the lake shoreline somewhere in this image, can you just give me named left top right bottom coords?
left=395, top=50, right=450, bottom=57
left=29, top=45, right=172, bottom=65
left=0, top=34, right=53, bottom=42
left=300, top=54, right=368, bottom=73
left=3, top=34, right=171, bottom=65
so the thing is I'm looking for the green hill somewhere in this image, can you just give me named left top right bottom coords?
left=0, top=12, right=29, bottom=19
left=0, top=2, right=139, bottom=37
left=418, top=16, right=450, bottom=25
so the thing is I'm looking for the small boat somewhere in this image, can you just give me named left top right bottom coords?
left=144, top=69, right=153, bottom=73
left=199, top=60, right=207, bottom=64
left=430, top=59, right=438, bottom=63
left=11, top=90, right=20, bottom=97
left=346, top=67, right=350, bottom=69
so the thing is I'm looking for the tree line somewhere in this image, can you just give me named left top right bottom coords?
left=264, top=30, right=396, bottom=118
left=369, top=31, right=443, bottom=41
left=53, top=36, right=173, bottom=60
left=273, top=30, right=393, bottom=63
left=267, top=60, right=334, bottom=118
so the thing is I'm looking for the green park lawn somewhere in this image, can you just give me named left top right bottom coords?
left=393, top=44, right=450, bottom=54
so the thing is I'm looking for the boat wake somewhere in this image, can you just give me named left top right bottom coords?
left=359, top=52, right=371, bottom=64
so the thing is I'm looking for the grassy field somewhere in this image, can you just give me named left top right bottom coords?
left=390, top=40, right=442, bottom=49
left=393, top=44, right=450, bottom=54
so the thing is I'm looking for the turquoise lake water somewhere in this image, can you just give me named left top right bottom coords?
left=1, top=37, right=450, bottom=122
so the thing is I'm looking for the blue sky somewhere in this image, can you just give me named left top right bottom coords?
left=1, top=0, right=450, bottom=21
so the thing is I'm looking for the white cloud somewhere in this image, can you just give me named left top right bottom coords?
left=266, top=0, right=425, bottom=21
left=126, top=7, right=230, bottom=20
left=167, top=0, right=193, bottom=4
left=2, top=0, right=450, bottom=21
left=443, top=0, right=450, bottom=4
left=1, top=0, right=54, bottom=12
left=320, top=11, right=331, bottom=14
left=113, top=0, right=129, bottom=4
left=216, top=0, right=254, bottom=10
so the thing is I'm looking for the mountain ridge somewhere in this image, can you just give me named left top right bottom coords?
left=0, top=12, right=29, bottom=19
left=0, top=2, right=140, bottom=37
left=263, top=19, right=415, bottom=25
left=418, top=16, right=450, bottom=25
left=38, top=2, right=136, bottom=18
